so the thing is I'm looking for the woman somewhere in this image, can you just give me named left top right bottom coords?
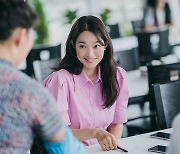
left=143, top=0, right=174, bottom=30
left=0, top=0, right=85, bottom=153
left=43, top=15, right=129, bottom=151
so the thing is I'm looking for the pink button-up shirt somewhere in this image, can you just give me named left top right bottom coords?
left=43, top=66, right=129, bottom=146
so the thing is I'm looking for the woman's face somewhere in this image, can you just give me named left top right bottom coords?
left=75, top=31, right=106, bottom=72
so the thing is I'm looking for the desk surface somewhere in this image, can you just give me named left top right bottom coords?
left=86, top=128, right=172, bottom=154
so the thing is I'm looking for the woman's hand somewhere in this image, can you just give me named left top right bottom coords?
left=93, top=128, right=118, bottom=151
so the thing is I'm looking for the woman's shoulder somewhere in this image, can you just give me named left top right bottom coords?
left=51, top=69, right=72, bottom=78
left=116, top=67, right=127, bottom=79
left=43, top=69, right=73, bottom=86
left=56, top=69, right=72, bottom=76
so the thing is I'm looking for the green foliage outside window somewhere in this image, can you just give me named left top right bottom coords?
left=32, top=0, right=49, bottom=45
left=64, top=9, right=78, bottom=25
left=99, top=8, right=111, bottom=25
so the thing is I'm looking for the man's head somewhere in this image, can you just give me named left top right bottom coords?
left=0, top=0, right=37, bottom=66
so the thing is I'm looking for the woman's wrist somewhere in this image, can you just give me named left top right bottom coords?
left=92, top=128, right=99, bottom=139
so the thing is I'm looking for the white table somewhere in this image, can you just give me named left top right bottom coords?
left=112, top=36, right=138, bottom=52
left=127, top=69, right=148, bottom=98
left=112, top=33, right=180, bottom=53
left=86, top=128, right=172, bottom=154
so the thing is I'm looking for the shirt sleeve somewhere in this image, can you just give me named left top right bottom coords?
left=29, top=82, right=64, bottom=141
left=112, top=67, right=129, bottom=124
left=44, top=127, right=86, bottom=154
left=43, top=72, right=71, bottom=126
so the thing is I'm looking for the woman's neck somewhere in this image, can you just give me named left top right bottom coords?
left=83, top=67, right=98, bottom=81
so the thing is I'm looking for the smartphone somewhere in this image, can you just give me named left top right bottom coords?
left=148, top=145, right=167, bottom=154
left=150, top=132, right=170, bottom=140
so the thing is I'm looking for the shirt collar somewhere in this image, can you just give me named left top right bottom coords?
left=0, top=58, right=14, bottom=67
left=73, top=65, right=102, bottom=91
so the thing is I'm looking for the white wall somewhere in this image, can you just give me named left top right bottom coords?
left=40, top=0, right=180, bottom=57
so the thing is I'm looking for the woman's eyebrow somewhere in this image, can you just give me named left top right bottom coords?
left=77, top=40, right=103, bottom=45
left=78, top=41, right=85, bottom=44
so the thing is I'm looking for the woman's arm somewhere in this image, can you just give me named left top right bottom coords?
left=108, top=123, right=123, bottom=139
left=72, top=128, right=118, bottom=151
left=71, top=128, right=97, bottom=141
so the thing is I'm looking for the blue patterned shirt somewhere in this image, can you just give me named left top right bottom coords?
left=0, top=58, right=63, bottom=154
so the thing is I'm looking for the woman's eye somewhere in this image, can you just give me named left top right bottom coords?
left=94, top=44, right=101, bottom=48
left=79, top=45, right=85, bottom=48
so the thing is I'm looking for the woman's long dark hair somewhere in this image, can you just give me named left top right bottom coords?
left=54, top=15, right=120, bottom=108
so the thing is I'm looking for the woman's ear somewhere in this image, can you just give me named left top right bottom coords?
left=104, top=43, right=108, bottom=50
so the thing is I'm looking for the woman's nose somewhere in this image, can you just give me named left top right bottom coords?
left=86, top=47, right=94, bottom=57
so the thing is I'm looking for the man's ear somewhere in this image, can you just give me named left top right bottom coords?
left=14, top=28, right=27, bottom=47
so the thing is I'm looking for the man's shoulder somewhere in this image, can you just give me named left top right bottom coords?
left=16, top=71, right=56, bottom=104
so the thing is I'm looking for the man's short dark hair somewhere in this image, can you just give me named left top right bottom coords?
left=0, top=0, right=37, bottom=41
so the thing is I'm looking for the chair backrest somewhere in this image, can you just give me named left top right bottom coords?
left=131, top=19, right=144, bottom=34
left=152, top=81, right=180, bottom=129
left=26, top=43, right=61, bottom=77
left=137, top=27, right=170, bottom=65
left=147, top=62, right=180, bottom=129
left=33, top=58, right=60, bottom=82
left=113, top=48, right=140, bottom=71
left=106, top=24, right=121, bottom=39
left=147, top=62, right=180, bottom=87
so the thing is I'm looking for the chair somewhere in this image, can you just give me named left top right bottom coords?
left=26, top=43, right=61, bottom=77
left=131, top=19, right=144, bottom=35
left=113, top=47, right=140, bottom=71
left=113, top=48, right=151, bottom=136
left=106, top=24, right=121, bottom=39
left=114, top=47, right=147, bottom=111
left=152, top=81, right=180, bottom=129
left=136, top=26, right=171, bottom=65
left=147, top=62, right=180, bottom=86
left=147, top=62, right=180, bottom=129
left=33, top=58, right=60, bottom=82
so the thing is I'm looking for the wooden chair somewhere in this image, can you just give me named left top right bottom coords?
left=152, top=81, right=180, bottom=129
left=26, top=43, right=61, bottom=77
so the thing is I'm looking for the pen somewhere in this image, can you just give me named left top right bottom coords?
left=117, top=146, right=128, bottom=152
